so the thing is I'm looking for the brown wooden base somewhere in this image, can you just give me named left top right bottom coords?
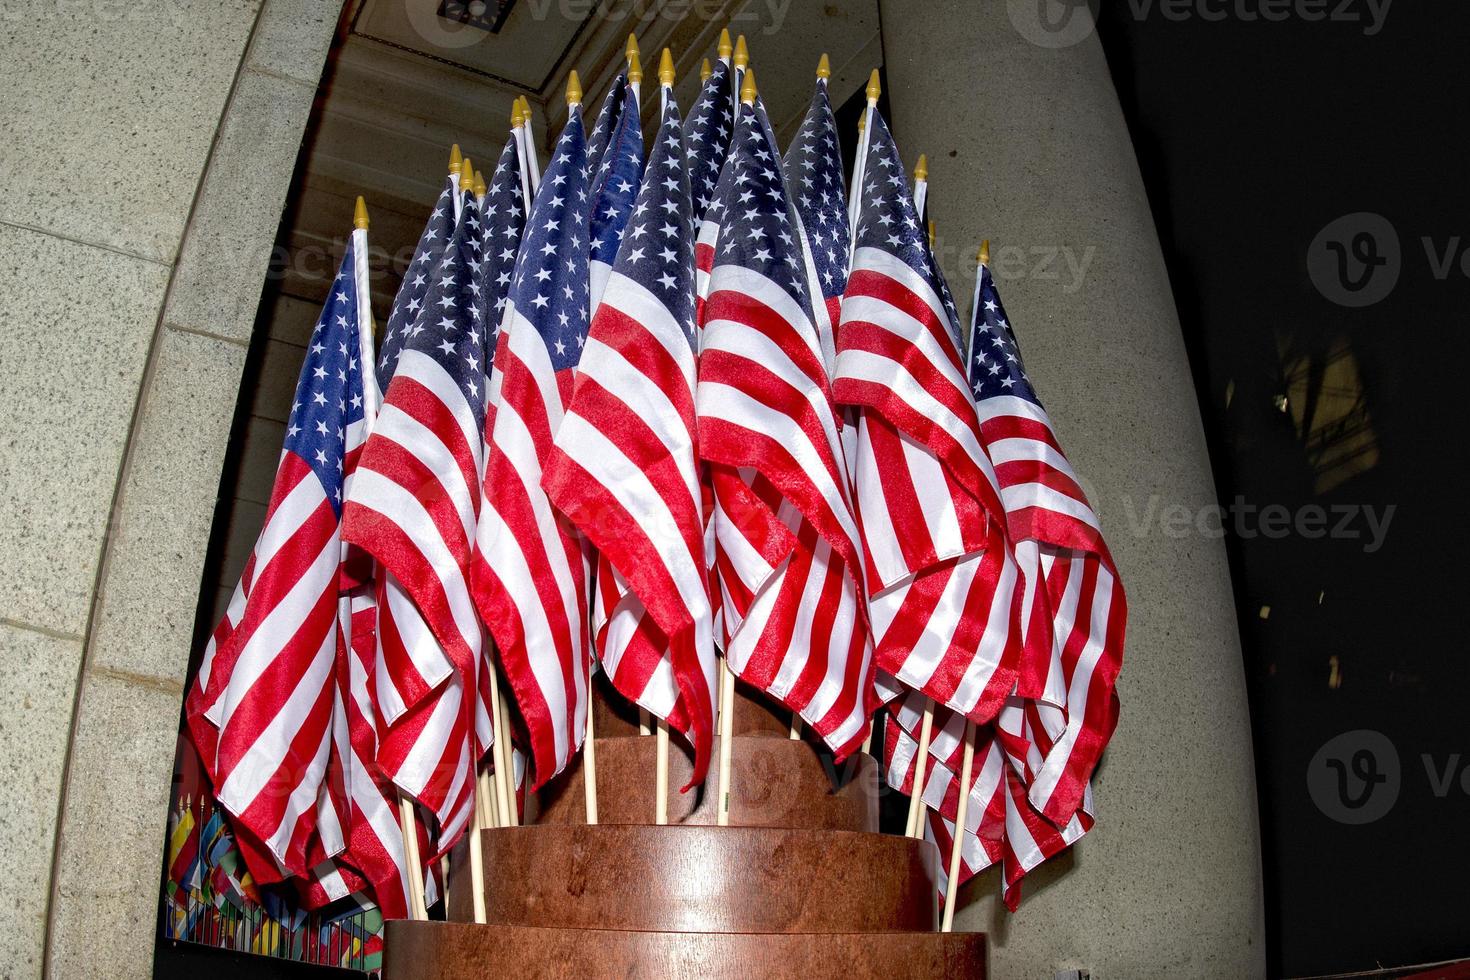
left=384, top=920, right=987, bottom=979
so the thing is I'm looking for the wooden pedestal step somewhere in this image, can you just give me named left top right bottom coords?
left=384, top=920, right=987, bottom=979
left=449, top=824, right=940, bottom=932
left=535, top=734, right=880, bottom=830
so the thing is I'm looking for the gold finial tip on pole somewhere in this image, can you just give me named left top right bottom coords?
left=734, top=34, right=749, bottom=70
left=857, top=114, right=866, bottom=133
left=626, top=33, right=640, bottom=62
left=474, top=170, right=486, bottom=197
left=718, top=27, right=733, bottom=59
left=701, top=57, right=712, bottom=82
left=659, top=48, right=675, bottom=86
left=448, top=143, right=462, bottom=175
left=353, top=195, right=369, bottom=230
left=628, top=50, right=643, bottom=84
left=459, top=157, right=474, bottom=189
left=866, top=68, right=881, bottom=103
left=915, top=153, right=928, bottom=181
left=566, top=70, right=583, bottom=106
left=979, top=239, right=991, bottom=265
left=740, top=67, right=757, bottom=106
left=511, top=100, right=522, bottom=126
left=817, top=53, right=831, bottom=79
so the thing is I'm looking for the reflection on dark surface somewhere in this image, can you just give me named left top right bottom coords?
left=1097, top=3, right=1470, bottom=975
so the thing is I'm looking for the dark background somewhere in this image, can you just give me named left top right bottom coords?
left=1095, top=2, right=1470, bottom=975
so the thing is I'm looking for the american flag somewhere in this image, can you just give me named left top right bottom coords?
left=586, top=71, right=628, bottom=181
left=688, top=57, right=736, bottom=322
left=543, top=85, right=716, bottom=785
left=341, top=184, right=490, bottom=853
left=377, top=178, right=456, bottom=386
left=475, top=103, right=594, bottom=788
left=698, top=91, right=875, bottom=757
left=968, top=257, right=1126, bottom=826
left=835, top=108, right=1023, bottom=725
left=187, top=233, right=374, bottom=876
left=783, top=75, right=849, bottom=340
left=587, top=77, right=644, bottom=310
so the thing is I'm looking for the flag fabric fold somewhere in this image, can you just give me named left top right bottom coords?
left=543, top=84, right=715, bottom=787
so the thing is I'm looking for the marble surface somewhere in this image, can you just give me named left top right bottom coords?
left=0, top=223, right=169, bottom=637
left=0, top=622, right=85, bottom=976
left=88, top=327, right=247, bottom=684
left=0, top=0, right=260, bottom=263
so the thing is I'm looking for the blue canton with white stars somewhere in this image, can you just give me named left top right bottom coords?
left=783, top=80, right=850, bottom=303
left=586, top=71, right=627, bottom=179
left=379, top=176, right=457, bottom=386
left=968, top=263, right=1040, bottom=406
left=477, top=134, right=528, bottom=340
left=285, top=238, right=368, bottom=515
left=589, top=83, right=645, bottom=269
left=611, top=90, right=696, bottom=345
left=715, top=99, right=813, bottom=321
left=395, top=189, right=490, bottom=426
left=682, top=59, right=734, bottom=222
left=853, top=111, right=964, bottom=342
left=507, top=105, right=591, bottom=373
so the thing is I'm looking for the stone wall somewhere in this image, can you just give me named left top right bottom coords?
left=0, top=0, right=339, bottom=974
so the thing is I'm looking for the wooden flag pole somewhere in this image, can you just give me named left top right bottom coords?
left=941, top=720, right=977, bottom=932
left=584, top=699, right=599, bottom=824
left=490, top=666, right=515, bottom=827
left=905, top=698, right=936, bottom=838
left=655, top=717, right=670, bottom=825
left=716, top=659, right=736, bottom=825
left=397, top=794, right=429, bottom=920
left=789, top=714, right=802, bottom=739
left=467, top=823, right=487, bottom=923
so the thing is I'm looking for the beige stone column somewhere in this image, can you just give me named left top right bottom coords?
left=0, top=0, right=341, bottom=975
left=875, top=2, right=1266, bottom=976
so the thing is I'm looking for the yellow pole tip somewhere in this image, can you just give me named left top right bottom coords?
left=817, top=53, right=831, bottom=79
left=626, top=33, right=640, bottom=61
left=915, top=153, right=928, bottom=181
left=979, top=239, right=991, bottom=265
left=659, top=48, right=676, bottom=86
left=448, top=143, right=462, bottom=174
left=857, top=114, right=866, bottom=133
left=460, top=157, right=474, bottom=187
left=866, top=68, right=881, bottom=102
left=474, top=171, right=486, bottom=197
left=566, top=70, right=583, bottom=106
left=740, top=67, right=757, bottom=105
left=511, top=101, right=522, bottom=126
left=719, top=27, right=733, bottom=58
left=734, top=34, right=749, bottom=69
left=353, top=195, right=369, bottom=230
left=628, top=50, right=643, bottom=84
left=701, top=57, right=713, bottom=82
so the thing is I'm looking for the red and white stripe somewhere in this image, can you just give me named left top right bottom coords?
left=837, top=246, right=1023, bottom=720
left=473, top=297, right=592, bottom=788
left=543, top=272, right=717, bottom=783
left=341, top=342, right=487, bottom=846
